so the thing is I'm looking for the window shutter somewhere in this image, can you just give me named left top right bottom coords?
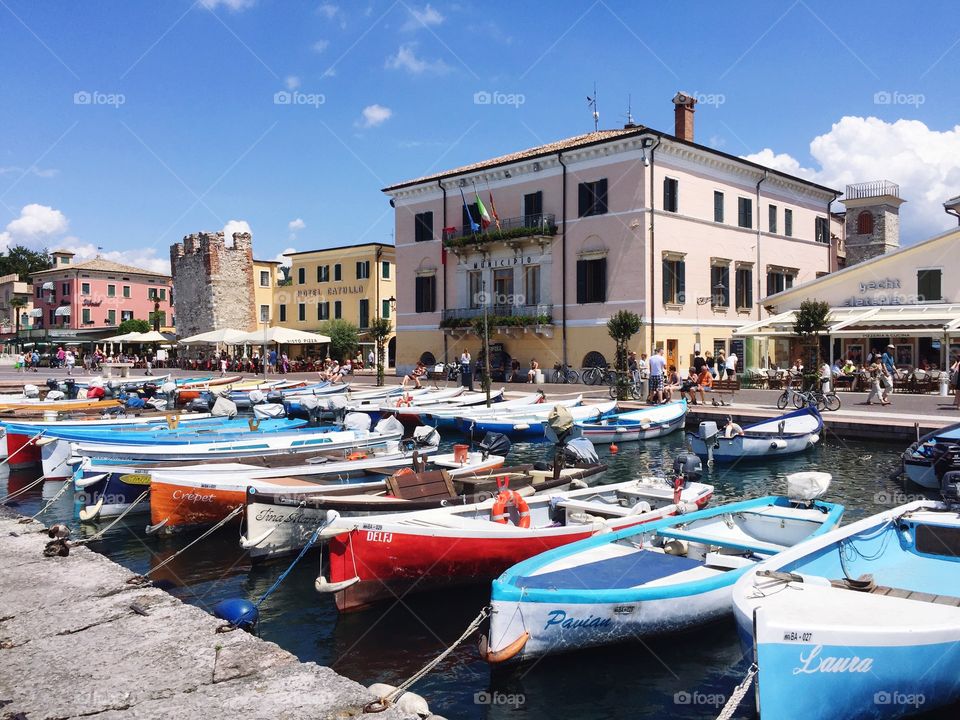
left=597, top=179, right=608, bottom=214
left=677, top=261, right=686, bottom=304
left=578, top=183, right=589, bottom=217
left=662, top=259, right=671, bottom=304
left=423, top=211, right=433, bottom=240
left=714, top=191, right=723, bottom=222
left=721, top=266, right=730, bottom=306
left=746, top=270, right=753, bottom=307
left=415, top=278, right=423, bottom=313
left=766, top=273, right=774, bottom=296
left=597, top=257, right=607, bottom=303
left=576, top=260, right=586, bottom=303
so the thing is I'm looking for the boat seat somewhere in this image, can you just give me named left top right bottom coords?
left=516, top=549, right=702, bottom=590
left=704, top=552, right=756, bottom=571
left=656, top=528, right=783, bottom=555
left=830, top=576, right=960, bottom=606
left=386, top=469, right=456, bottom=500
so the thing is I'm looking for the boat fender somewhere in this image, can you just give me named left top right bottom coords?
left=770, top=439, right=788, bottom=450
left=808, top=433, right=820, bottom=445
left=78, top=498, right=104, bottom=523
left=673, top=476, right=684, bottom=505
left=367, top=684, right=431, bottom=717
left=513, top=423, right=530, bottom=431
left=663, top=538, right=688, bottom=556
left=35, top=436, right=58, bottom=447
left=628, top=500, right=652, bottom=515
left=314, top=574, right=360, bottom=593
left=212, top=598, right=259, bottom=631
left=724, top=422, right=744, bottom=438
left=144, top=517, right=169, bottom=535
left=479, top=631, right=530, bottom=664
left=569, top=478, right=588, bottom=490
left=75, top=472, right=108, bottom=489
left=239, top=528, right=275, bottom=549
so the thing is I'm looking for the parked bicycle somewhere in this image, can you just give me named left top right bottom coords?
left=552, top=362, right=580, bottom=384
left=581, top=365, right=616, bottom=386
left=776, top=383, right=841, bottom=411
left=607, top=371, right=644, bottom=400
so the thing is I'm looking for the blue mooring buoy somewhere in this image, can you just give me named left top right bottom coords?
left=213, top=598, right=259, bottom=631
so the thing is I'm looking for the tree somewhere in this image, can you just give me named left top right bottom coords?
left=118, top=318, right=151, bottom=334
left=0, top=245, right=54, bottom=281
left=318, top=319, right=359, bottom=361
left=9, top=296, right=27, bottom=338
left=793, top=299, right=831, bottom=388
left=367, top=317, right=392, bottom=387
left=471, top=315, right=492, bottom=399
left=607, top=310, right=643, bottom=399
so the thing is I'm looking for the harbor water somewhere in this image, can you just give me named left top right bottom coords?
left=2, top=431, right=952, bottom=719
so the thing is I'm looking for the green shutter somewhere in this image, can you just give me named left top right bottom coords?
left=576, top=260, right=586, bottom=303
left=678, top=261, right=685, bottom=304
left=662, top=259, right=671, bottom=304
left=597, top=258, right=607, bottom=303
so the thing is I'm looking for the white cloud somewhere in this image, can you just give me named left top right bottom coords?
left=385, top=43, right=450, bottom=75
left=0, top=166, right=59, bottom=179
left=311, top=39, right=329, bottom=53
left=0, top=203, right=69, bottom=251
left=284, top=75, right=301, bottom=91
left=403, top=4, right=444, bottom=31
left=317, top=3, right=345, bottom=28
left=58, top=240, right=171, bottom=275
left=222, top=219, right=252, bottom=247
left=200, top=0, right=256, bottom=11
left=743, top=116, right=960, bottom=242
left=274, top=247, right=297, bottom=265
left=288, top=218, right=306, bottom=232
left=357, top=104, right=392, bottom=128
left=742, top=148, right=816, bottom=180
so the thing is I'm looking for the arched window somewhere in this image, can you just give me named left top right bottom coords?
left=419, top=351, right=436, bottom=366
left=856, top=211, right=873, bottom=235
left=582, top=351, right=608, bottom=368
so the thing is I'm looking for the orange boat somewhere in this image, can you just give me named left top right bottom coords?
left=174, top=375, right=244, bottom=403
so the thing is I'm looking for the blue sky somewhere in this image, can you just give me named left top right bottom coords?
left=1, top=0, right=958, bottom=272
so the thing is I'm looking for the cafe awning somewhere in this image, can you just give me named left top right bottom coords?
left=735, top=304, right=960, bottom=338
left=54, top=306, right=71, bottom=317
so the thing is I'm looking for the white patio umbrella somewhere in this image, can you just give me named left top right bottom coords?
left=235, top=327, right=331, bottom=345
left=177, top=328, right=250, bottom=345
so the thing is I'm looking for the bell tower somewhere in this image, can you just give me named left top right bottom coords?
left=841, top=180, right=905, bottom=266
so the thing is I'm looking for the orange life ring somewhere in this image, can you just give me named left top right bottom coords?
left=673, top=476, right=684, bottom=505
left=348, top=451, right=368, bottom=461
left=490, top=489, right=531, bottom=528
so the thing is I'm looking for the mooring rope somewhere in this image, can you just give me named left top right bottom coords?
left=0, top=473, right=46, bottom=504
left=73, top=491, right=151, bottom=545
left=128, top=505, right=244, bottom=583
left=0, top=430, right=46, bottom=467
left=715, top=663, right=758, bottom=720
left=24, top=477, right=73, bottom=521
left=255, top=521, right=326, bottom=609
left=365, top=606, right=491, bottom=713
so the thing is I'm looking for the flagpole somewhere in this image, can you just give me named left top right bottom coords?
left=483, top=281, right=491, bottom=408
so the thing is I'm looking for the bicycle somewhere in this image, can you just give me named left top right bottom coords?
left=777, top=384, right=841, bottom=412
left=607, top=371, right=643, bottom=400
left=776, top=384, right=805, bottom=410
left=581, top=365, right=612, bottom=386
left=552, top=362, right=580, bottom=384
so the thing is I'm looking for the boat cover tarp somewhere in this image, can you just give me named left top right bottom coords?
left=516, top=549, right=701, bottom=591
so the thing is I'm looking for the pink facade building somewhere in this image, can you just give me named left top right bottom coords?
left=29, top=251, right=173, bottom=338
left=384, top=93, right=844, bottom=376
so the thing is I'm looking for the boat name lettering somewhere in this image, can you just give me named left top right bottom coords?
left=782, top=631, right=813, bottom=643
left=254, top=508, right=312, bottom=524
left=366, top=531, right=393, bottom=543
left=543, top=610, right=612, bottom=631
left=793, top=645, right=873, bottom=675
left=171, top=490, right=214, bottom=503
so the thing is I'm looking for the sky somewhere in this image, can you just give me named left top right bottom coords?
left=1, top=0, right=958, bottom=274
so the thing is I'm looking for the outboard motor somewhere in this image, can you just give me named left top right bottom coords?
left=478, top=432, right=512, bottom=460
left=412, top=425, right=441, bottom=450
left=185, top=390, right=215, bottom=414
left=673, top=453, right=703, bottom=485
left=141, top=382, right=158, bottom=400
left=562, top=437, right=600, bottom=468
left=248, top=389, right=266, bottom=406
left=265, top=390, right=284, bottom=405
left=63, top=378, right=78, bottom=400
left=46, top=378, right=60, bottom=393
left=932, top=444, right=960, bottom=481
left=698, top=421, right=719, bottom=442
left=23, top=384, right=40, bottom=399
left=343, top=412, right=373, bottom=433
left=941, top=470, right=960, bottom=504
left=253, top=403, right=286, bottom=420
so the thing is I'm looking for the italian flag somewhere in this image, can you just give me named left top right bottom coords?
left=475, top=192, right=492, bottom=229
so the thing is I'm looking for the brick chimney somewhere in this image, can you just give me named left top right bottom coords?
left=672, top=91, right=697, bottom=142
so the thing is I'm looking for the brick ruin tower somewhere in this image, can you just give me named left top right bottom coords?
left=170, top=231, right=256, bottom=338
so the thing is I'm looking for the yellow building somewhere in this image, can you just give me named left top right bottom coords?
left=276, top=243, right=396, bottom=364
left=252, top=259, right=281, bottom=325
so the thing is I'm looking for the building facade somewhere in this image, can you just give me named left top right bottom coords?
left=253, top=259, right=280, bottom=326
left=29, top=251, right=173, bottom=338
left=170, top=231, right=256, bottom=338
left=736, top=221, right=960, bottom=370
left=277, top=243, right=396, bottom=362
left=0, top=273, right=35, bottom=337
left=384, top=93, right=842, bottom=377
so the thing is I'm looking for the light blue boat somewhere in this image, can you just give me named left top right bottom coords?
left=576, top=400, right=687, bottom=444
left=456, top=401, right=618, bottom=441
left=484, top=471, right=843, bottom=664
left=688, top=406, right=823, bottom=463
left=733, top=496, right=960, bottom=719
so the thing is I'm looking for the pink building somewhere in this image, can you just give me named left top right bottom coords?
left=384, top=93, right=844, bottom=377
left=29, top=251, right=173, bottom=339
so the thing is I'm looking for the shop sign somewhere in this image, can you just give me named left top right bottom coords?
left=471, top=256, right=536, bottom=269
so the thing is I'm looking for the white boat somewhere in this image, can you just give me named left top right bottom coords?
left=732, top=492, right=960, bottom=719
left=900, top=421, right=960, bottom=489
left=483, top=470, right=842, bottom=663
left=687, top=406, right=822, bottom=463
left=576, top=400, right=687, bottom=444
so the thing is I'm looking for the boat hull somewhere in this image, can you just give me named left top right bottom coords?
left=579, top=413, right=685, bottom=444
left=688, top=432, right=820, bottom=461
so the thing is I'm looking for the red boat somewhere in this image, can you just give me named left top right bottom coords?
left=316, top=476, right=713, bottom=612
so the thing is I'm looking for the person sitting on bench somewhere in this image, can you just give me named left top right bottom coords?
left=688, top=366, right=714, bottom=405
left=403, top=360, right=427, bottom=389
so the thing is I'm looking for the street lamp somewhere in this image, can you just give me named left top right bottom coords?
left=373, top=295, right=396, bottom=387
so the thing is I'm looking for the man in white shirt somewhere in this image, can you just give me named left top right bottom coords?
left=726, top=352, right=738, bottom=378
left=648, top=347, right=667, bottom=404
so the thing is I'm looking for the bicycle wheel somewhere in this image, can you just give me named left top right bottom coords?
left=776, top=392, right=789, bottom=410
left=825, top=392, right=841, bottom=411
left=586, top=367, right=601, bottom=385
left=793, top=391, right=806, bottom=409
left=566, top=369, right=580, bottom=384
left=608, top=384, right=618, bottom=399
left=630, top=383, right=643, bottom=401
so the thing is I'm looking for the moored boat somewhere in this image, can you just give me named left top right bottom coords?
left=899, top=420, right=960, bottom=489
left=687, top=406, right=822, bottom=462
left=576, top=399, right=687, bottom=444
left=483, top=469, right=842, bottom=664
left=455, top=400, right=618, bottom=440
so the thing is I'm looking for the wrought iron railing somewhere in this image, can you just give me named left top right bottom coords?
left=443, top=213, right=557, bottom=246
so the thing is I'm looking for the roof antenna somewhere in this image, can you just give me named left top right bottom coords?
left=625, top=94, right=635, bottom=127
left=586, top=83, right=599, bottom=132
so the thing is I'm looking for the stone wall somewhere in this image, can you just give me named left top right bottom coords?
left=844, top=204, right=901, bottom=267
left=170, top=231, right=256, bottom=337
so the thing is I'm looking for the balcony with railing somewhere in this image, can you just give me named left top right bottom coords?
left=845, top=180, right=900, bottom=200
left=442, top=213, right=557, bottom=249
left=440, top=303, right=553, bottom=330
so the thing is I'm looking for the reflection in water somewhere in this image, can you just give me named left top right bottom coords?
left=1, top=433, right=951, bottom=719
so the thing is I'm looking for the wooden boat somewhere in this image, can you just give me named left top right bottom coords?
left=173, top=375, right=244, bottom=402
left=687, top=406, right=822, bottom=463
left=484, top=471, right=842, bottom=663
left=242, top=460, right=607, bottom=560
left=454, top=401, right=618, bottom=440
left=899, top=421, right=960, bottom=489
left=313, top=474, right=714, bottom=612
left=732, top=496, right=960, bottom=719
left=422, top=392, right=576, bottom=430
left=145, top=439, right=460, bottom=533
left=576, top=400, right=687, bottom=444
left=385, top=388, right=506, bottom=427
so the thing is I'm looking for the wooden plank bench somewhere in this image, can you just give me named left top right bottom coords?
left=705, top=378, right=739, bottom=406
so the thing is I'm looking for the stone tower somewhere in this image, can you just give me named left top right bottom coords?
left=841, top=181, right=905, bottom=266
left=170, top=231, right=256, bottom=338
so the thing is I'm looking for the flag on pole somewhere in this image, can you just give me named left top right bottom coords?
left=488, top=190, right=501, bottom=231
left=460, top=187, right=480, bottom=233
left=475, top=190, right=492, bottom=229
